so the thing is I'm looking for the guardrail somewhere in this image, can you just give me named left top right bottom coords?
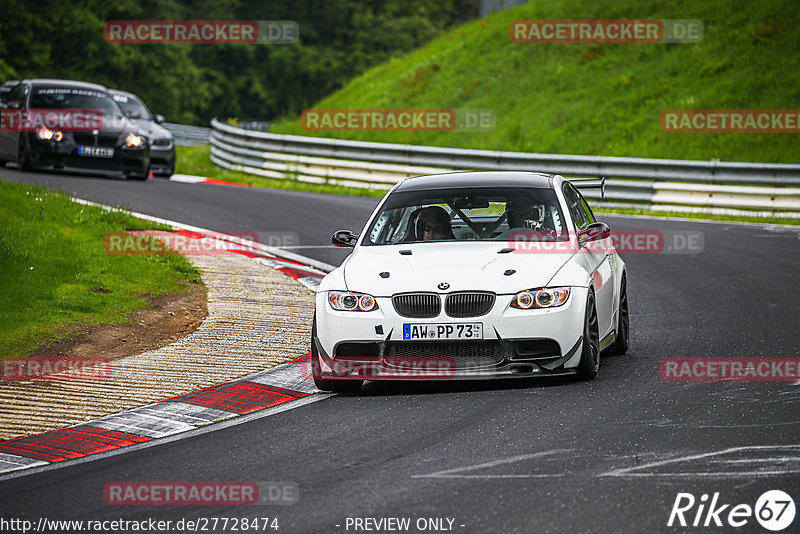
left=209, top=118, right=800, bottom=217
left=165, top=122, right=211, bottom=146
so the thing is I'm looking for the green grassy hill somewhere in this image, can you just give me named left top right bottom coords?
left=271, top=0, right=799, bottom=163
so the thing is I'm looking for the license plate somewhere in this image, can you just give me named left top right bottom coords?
left=403, top=323, right=483, bottom=340
left=77, top=146, right=114, bottom=158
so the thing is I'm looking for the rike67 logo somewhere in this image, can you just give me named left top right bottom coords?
left=668, top=490, right=795, bottom=531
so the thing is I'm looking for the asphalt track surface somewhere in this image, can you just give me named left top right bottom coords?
left=2, top=168, right=800, bottom=533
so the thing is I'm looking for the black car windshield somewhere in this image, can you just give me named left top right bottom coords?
left=112, top=93, right=153, bottom=120
left=364, top=187, right=567, bottom=245
left=30, top=87, right=120, bottom=115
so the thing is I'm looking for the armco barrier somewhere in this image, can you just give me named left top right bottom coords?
left=208, top=118, right=800, bottom=217
left=165, top=122, right=211, bottom=146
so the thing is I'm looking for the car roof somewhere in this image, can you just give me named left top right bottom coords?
left=24, top=79, right=109, bottom=91
left=109, top=89, right=141, bottom=100
left=395, top=171, right=554, bottom=192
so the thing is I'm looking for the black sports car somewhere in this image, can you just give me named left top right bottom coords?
left=110, top=89, right=175, bottom=177
left=0, top=79, right=150, bottom=180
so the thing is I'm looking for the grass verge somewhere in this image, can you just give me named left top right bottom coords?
left=0, top=179, right=202, bottom=357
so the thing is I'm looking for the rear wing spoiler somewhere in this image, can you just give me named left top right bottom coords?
left=567, top=177, right=606, bottom=199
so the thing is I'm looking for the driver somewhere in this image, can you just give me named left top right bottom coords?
left=416, top=206, right=453, bottom=241
left=506, top=200, right=543, bottom=229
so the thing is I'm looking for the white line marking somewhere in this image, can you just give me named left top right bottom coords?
left=246, top=362, right=318, bottom=394
left=599, top=445, right=800, bottom=478
left=0, top=452, right=49, bottom=474
left=607, top=471, right=800, bottom=478
left=711, top=458, right=798, bottom=464
left=412, top=450, right=571, bottom=479
left=169, top=174, right=207, bottom=183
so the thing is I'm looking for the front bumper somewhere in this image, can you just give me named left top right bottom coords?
left=149, top=145, right=175, bottom=175
left=313, top=287, right=587, bottom=381
left=27, top=134, right=149, bottom=176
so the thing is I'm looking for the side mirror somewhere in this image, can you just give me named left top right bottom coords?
left=154, top=114, right=165, bottom=125
left=332, top=230, right=358, bottom=248
left=578, top=222, right=611, bottom=245
left=6, top=100, right=21, bottom=109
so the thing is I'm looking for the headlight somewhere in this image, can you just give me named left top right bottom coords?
left=124, top=133, right=143, bottom=148
left=36, top=127, right=64, bottom=141
left=328, top=291, right=379, bottom=312
left=511, top=287, right=570, bottom=309
left=152, top=138, right=173, bottom=148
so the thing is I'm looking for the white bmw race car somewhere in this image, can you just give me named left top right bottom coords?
left=311, top=171, right=628, bottom=392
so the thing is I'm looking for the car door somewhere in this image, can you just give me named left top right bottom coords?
left=577, top=188, right=617, bottom=339
left=563, top=183, right=615, bottom=338
left=0, top=83, right=29, bottom=161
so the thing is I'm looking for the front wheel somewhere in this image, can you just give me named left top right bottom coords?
left=311, top=315, right=363, bottom=393
left=605, top=274, right=629, bottom=356
left=18, top=136, right=32, bottom=171
left=576, top=291, right=600, bottom=380
left=127, top=172, right=149, bottom=181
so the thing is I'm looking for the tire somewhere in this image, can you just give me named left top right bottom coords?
left=605, top=274, right=629, bottom=356
left=18, top=136, right=32, bottom=171
left=311, top=315, right=363, bottom=393
left=576, top=290, right=600, bottom=380
left=127, top=167, right=149, bottom=181
left=152, top=166, right=174, bottom=178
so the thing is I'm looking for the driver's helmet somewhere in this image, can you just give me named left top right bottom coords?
left=506, top=200, right=543, bottom=229
left=416, top=206, right=452, bottom=240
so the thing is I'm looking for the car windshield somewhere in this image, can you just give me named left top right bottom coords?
left=112, top=93, right=153, bottom=120
left=364, top=186, right=567, bottom=245
left=30, top=87, right=120, bottom=115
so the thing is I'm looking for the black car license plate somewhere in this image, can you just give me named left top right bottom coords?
left=78, top=146, right=114, bottom=158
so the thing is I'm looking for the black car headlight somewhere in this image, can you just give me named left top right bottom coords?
left=36, top=127, right=63, bottom=142
left=124, top=133, right=144, bottom=148
left=152, top=138, right=173, bottom=148
left=511, top=287, right=570, bottom=309
left=328, top=291, right=378, bottom=312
